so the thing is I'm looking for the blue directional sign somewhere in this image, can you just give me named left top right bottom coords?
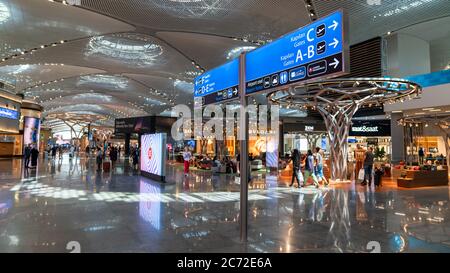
left=0, top=107, right=19, bottom=120
left=194, top=59, right=239, bottom=105
left=245, top=10, right=348, bottom=94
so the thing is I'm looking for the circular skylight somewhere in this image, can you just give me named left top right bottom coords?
left=152, top=0, right=233, bottom=19
left=0, top=3, right=10, bottom=24
left=86, top=34, right=163, bottom=66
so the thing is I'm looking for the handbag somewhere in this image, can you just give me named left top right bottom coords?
left=358, top=168, right=365, bottom=181
left=297, top=169, right=304, bottom=183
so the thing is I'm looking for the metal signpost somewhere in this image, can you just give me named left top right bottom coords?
left=193, top=10, right=349, bottom=242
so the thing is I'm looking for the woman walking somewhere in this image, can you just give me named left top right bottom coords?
left=304, top=149, right=320, bottom=188
left=182, top=146, right=192, bottom=176
left=96, top=147, right=103, bottom=172
left=289, top=149, right=303, bottom=188
left=315, top=147, right=329, bottom=186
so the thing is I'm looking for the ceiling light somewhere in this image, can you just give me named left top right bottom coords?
left=0, top=3, right=10, bottom=24
left=86, top=34, right=163, bottom=66
left=226, top=46, right=256, bottom=60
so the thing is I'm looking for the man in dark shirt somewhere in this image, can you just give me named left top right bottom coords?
left=24, top=144, right=31, bottom=168
left=362, top=146, right=375, bottom=186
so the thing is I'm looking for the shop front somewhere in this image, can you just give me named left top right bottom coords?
left=348, top=119, right=392, bottom=161
left=282, top=121, right=328, bottom=155
left=0, top=91, right=22, bottom=157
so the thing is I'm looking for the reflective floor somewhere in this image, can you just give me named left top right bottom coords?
left=0, top=155, right=449, bottom=253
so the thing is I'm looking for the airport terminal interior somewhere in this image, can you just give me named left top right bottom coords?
left=0, top=0, right=449, bottom=253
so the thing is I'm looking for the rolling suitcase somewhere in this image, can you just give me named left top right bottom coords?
left=103, top=161, right=111, bottom=172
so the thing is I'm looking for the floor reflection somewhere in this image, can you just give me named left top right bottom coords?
left=0, top=156, right=448, bottom=253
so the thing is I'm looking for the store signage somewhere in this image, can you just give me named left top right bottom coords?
left=245, top=10, right=348, bottom=94
left=352, top=126, right=379, bottom=132
left=350, top=120, right=391, bottom=137
left=305, top=125, right=314, bottom=132
left=0, top=107, right=18, bottom=120
left=194, top=59, right=239, bottom=105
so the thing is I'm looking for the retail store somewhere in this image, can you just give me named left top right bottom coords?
left=348, top=119, right=392, bottom=162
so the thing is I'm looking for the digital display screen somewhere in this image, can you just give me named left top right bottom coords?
left=0, top=107, right=18, bottom=120
left=140, top=133, right=167, bottom=180
left=23, top=117, right=40, bottom=148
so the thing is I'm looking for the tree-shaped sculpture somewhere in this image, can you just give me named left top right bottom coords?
left=269, top=78, right=421, bottom=182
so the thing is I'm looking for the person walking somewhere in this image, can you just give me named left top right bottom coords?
left=96, top=147, right=103, bottom=172
left=58, top=145, right=63, bottom=160
left=182, top=146, right=192, bottom=176
left=51, top=145, right=57, bottom=160
left=85, top=145, right=90, bottom=158
left=315, top=147, right=329, bottom=186
left=362, top=146, right=375, bottom=186
left=304, top=149, right=320, bottom=188
left=354, top=144, right=366, bottom=182
left=24, top=144, right=32, bottom=168
left=69, top=145, right=75, bottom=160
left=418, top=147, right=425, bottom=165
left=289, top=149, right=303, bottom=188
left=110, top=146, right=118, bottom=169
left=132, top=146, right=139, bottom=170
left=30, top=145, right=39, bottom=168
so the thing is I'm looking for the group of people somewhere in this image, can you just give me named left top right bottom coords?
left=354, top=144, right=376, bottom=186
left=289, top=147, right=328, bottom=189
left=23, top=144, right=39, bottom=169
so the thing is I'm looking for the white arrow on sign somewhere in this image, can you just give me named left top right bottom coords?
left=328, top=20, right=339, bottom=31
left=329, top=58, right=340, bottom=69
left=233, top=89, right=238, bottom=95
left=329, top=38, right=339, bottom=48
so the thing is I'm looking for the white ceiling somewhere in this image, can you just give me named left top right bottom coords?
left=0, top=0, right=449, bottom=132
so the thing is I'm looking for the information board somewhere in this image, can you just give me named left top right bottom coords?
left=245, top=10, right=348, bottom=94
left=193, top=59, right=239, bottom=105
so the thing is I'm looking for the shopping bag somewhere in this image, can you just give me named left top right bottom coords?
left=297, top=170, right=304, bottom=183
left=358, top=168, right=365, bottom=181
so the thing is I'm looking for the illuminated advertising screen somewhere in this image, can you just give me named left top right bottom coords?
left=23, top=117, right=41, bottom=148
left=140, top=133, right=167, bottom=181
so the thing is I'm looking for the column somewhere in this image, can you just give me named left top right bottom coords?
left=390, top=112, right=405, bottom=164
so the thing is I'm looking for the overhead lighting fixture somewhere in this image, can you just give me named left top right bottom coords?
left=86, top=33, right=163, bottom=66
left=374, top=0, right=439, bottom=19
left=0, top=3, right=10, bottom=24
left=226, top=46, right=256, bottom=60
left=78, top=74, right=129, bottom=89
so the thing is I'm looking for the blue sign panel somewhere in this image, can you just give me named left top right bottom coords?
left=194, top=59, right=239, bottom=105
left=0, top=107, right=19, bottom=120
left=246, top=10, right=347, bottom=94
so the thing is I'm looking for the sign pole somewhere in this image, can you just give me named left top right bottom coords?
left=239, top=53, right=248, bottom=243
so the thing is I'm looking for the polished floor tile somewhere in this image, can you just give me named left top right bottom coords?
left=0, top=155, right=449, bottom=253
